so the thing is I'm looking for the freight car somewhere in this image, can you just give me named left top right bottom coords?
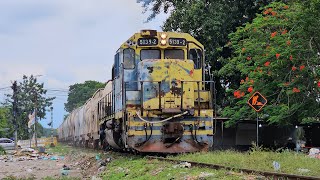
left=58, top=30, right=216, bottom=153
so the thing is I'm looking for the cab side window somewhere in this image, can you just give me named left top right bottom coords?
left=123, top=48, right=135, bottom=69
left=189, top=49, right=203, bottom=69
left=114, top=53, right=120, bottom=77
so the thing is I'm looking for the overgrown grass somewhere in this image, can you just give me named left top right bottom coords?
left=170, top=147, right=320, bottom=177
left=46, top=143, right=74, bottom=156
left=0, top=145, right=6, bottom=155
left=2, top=176, right=80, bottom=180
left=100, top=156, right=252, bottom=180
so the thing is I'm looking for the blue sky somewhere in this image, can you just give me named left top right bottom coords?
left=0, top=0, right=167, bottom=129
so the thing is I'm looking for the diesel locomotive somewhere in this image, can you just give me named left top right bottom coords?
left=58, top=30, right=216, bottom=153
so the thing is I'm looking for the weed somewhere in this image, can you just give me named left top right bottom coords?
left=0, top=145, right=6, bottom=155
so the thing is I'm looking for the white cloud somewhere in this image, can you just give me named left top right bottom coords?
left=0, top=0, right=168, bottom=128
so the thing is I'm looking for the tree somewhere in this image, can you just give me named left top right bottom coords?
left=138, top=0, right=275, bottom=106
left=0, top=106, right=12, bottom=138
left=5, top=75, right=55, bottom=139
left=64, top=81, right=105, bottom=113
left=219, top=1, right=320, bottom=126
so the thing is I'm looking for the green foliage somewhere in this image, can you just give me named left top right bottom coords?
left=138, top=0, right=275, bottom=106
left=0, top=145, right=6, bottom=155
left=42, top=128, right=57, bottom=137
left=4, top=75, right=55, bottom=140
left=64, top=80, right=105, bottom=113
left=219, top=1, right=320, bottom=126
left=0, top=106, right=12, bottom=138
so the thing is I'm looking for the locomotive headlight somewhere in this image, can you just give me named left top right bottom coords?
left=160, top=33, right=167, bottom=39
left=160, top=39, right=167, bottom=45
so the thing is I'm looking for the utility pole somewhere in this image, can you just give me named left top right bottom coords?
left=50, top=107, right=54, bottom=147
left=11, top=81, right=18, bottom=150
left=34, top=91, right=38, bottom=148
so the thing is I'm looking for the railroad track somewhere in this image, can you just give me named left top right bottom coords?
left=147, top=156, right=320, bottom=180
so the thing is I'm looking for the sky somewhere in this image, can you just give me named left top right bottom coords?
left=0, top=0, right=167, bottom=129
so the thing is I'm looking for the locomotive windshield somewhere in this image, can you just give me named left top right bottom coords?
left=123, top=48, right=135, bottom=69
left=140, top=49, right=160, bottom=60
left=164, top=49, right=184, bottom=59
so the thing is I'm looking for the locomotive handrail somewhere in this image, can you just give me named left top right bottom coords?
left=124, top=80, right=215, bottom=83
left=136, top=110, right=188, bottom=124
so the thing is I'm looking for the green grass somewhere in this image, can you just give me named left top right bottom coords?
left=100, top=155, right=251, bottom=180
left=45, top=143, right=74, bottom=156
left=0, top=145, right=6, bottom=155
left=170, top=149, right=320, bottom=177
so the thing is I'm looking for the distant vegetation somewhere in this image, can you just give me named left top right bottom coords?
left=2, top=75, right=54, bottom=140
left=64, top=80, right=105, bottom=113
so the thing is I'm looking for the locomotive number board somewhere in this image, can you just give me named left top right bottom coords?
left=169, top=38, right=187, bottom=46
left=137, top=38, right=158, bottom=46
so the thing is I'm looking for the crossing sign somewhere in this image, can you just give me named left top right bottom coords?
left=248, top=91, right=267, bottom=112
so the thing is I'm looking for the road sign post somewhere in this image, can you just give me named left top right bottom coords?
left=248, top=91, right=267, bottom=146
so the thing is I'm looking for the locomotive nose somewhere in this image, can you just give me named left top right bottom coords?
left=138, top=59, right=195, bottom=114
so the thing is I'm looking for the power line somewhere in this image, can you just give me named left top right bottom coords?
left=0, top=86, right=11, bottom=90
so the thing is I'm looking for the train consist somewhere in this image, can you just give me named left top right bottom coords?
left=58, top=30, right=216, bottom=153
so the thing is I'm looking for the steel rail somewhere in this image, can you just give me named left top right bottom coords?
left=147, top=156, right=320, bottom=180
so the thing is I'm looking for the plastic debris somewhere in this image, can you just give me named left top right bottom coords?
left=173, top=162, right=192, bottom=168
left=308, top=148, right=320, bottom=158
left=298, top=168, right=310, bottom=173
left=95, top=154, right=101, bottom=161
left=50, top=156, right=58, bottom=160
left=61, top=169, right=69, bottom=176
left=63, top=165, right=71, bottom=170
left=98, top=166, right=106, bottom=172
left=38, top=146, right=46, bottom=153
left=198, top=172, right=215, bottom=178
left=273, top=161, right=280, bottom=171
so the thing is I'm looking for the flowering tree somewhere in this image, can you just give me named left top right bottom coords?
left=219, top=1, right=320, bottom=126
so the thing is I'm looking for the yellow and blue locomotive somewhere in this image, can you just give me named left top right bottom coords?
left=58, top=30, right=215, bottom=153
left=98, top=30, right=215, bottom=153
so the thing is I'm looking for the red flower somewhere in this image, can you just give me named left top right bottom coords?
left=263, top=10, right=269, bottom=15
left=289, top=55, right=293, bottom=60
left=233, top=90, right=244, bottom=98
left=268, top=8, right=273, bottom=12
left=240, top=79, right=245, bottom=84
left=284, top=5, right=289, bottom=9
left=276, top=53, right=280, bottom=59
left=318, top=81, right=320, bottom=87
left=287, top=40, right=291, bottom=46
left=242, top=48, right=246, bottom=52
left=292, top=87, right=300, bottom=93
left=245, top=77, right=249, bottom=81
left=264, top=61, right=270, bottom=67
left=234, top=90, right=240, bottom=98
left=292, top=66, right=297, bottom=71
left=271, top=32, right=277, bottom=38
left=281, top=29, right=288, bottom=35
left=247, top=87, right=253, bottom=93
left=300, top=65, right=305, bottom=70
left=271, top=11, right=277, bottom=16
left=250, top=80, right=254, bottom=84
left=246, top=56, right=251, bottom=60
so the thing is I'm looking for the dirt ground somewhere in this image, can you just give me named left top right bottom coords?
left=0, top=148, right=106, bottom=180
